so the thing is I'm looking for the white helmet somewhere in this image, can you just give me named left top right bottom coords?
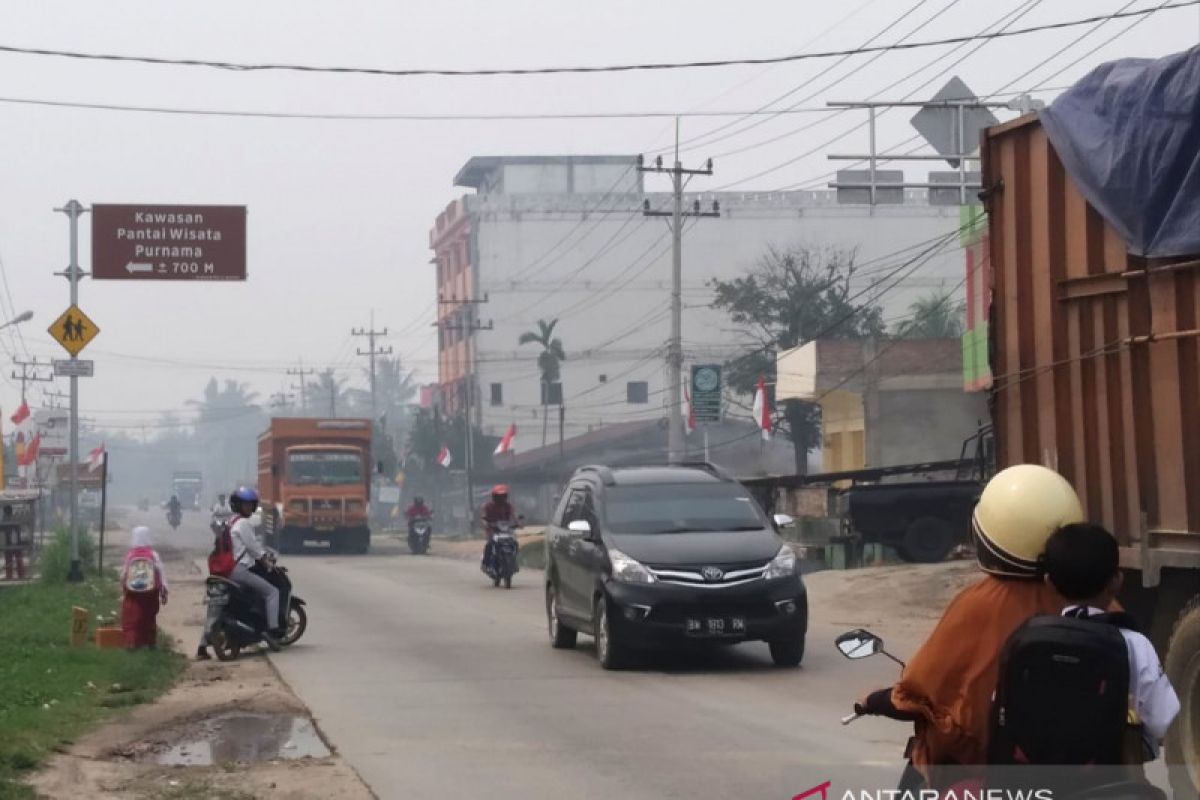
left=973, top=464, right=1084, bottom=578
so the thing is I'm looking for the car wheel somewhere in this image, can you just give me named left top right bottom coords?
left=547, top=583, right=577, bottom=649
left=902, top=516, right=955, bottom=563
left=280, top=601, right=307, bottom=647
left=768, top=634, right=805, bottom=667
left=211, top=629, right=240, bottom=662
left=594, top=597, right=629, bottom=670
left=1164, top=596, right=1200, bottom=799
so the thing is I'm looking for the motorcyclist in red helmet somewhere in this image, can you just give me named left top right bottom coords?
left=481, top=484, right=516, bottom=572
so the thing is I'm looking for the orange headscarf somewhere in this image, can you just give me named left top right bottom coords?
left=891, top=574, right=1066, bottom=778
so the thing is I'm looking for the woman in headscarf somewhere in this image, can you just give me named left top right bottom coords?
left=121, top=525, right=168, bottom=648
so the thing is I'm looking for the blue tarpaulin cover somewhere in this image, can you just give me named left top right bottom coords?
left=1038, top=45, right=1200, bottom=258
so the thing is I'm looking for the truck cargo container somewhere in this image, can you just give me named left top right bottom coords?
left=257, top=417, right=373, bottom=554
left=982, top=107, right=1200, bottom=791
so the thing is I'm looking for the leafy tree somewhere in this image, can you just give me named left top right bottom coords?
left=709, top=245, right=885, bottom=473
left=894, top=290, right=966, bottom=339
left=518, top=318, right=566, bottom=447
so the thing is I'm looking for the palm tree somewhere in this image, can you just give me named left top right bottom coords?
left=895, top=290, right=966, bottom=339
left=518, top=318, right=566, bottom=447
left=307, top=369, right=348, bottom=417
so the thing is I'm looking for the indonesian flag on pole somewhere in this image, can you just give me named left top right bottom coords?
left=494, top=423, right=517, bottom=456
left=18, top=432, right=39, bottom=466
left=437, top=444, right=453, bottom=468
left=752, top=375, right=772, bottom=441
left=88, top=443, right=105, bottom=472
left=683, top=382, right=696, bottom=435
left=10, top=401, right=29, bottom=426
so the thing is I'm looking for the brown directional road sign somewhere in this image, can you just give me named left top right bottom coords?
left=91, top=204, right=247, bottom=281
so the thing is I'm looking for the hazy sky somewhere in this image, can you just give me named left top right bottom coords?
left=0, top=0, right=1196, bottom=434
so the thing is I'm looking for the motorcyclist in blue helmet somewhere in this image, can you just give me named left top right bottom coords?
left=228, top=486, right=281, bottom=646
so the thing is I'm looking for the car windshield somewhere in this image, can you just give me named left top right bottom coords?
left=287, top=451, right=362, bottom=485
left=603, top=483, right=764, bottom=534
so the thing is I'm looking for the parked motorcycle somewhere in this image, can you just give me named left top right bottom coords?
left=205, top=553, right=307, bottom=661
left=834, top=628, right=1166, bottom=800
left=408, top=516, right=433, bottom=555
left=485, top=520, right=520, bottom=589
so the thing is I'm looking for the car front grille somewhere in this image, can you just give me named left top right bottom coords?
left=645, top=560, right=770, bottom=588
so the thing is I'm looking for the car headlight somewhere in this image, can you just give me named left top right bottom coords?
left=608, top=547, right=656, bottom=585
left=764, top=545, right=797, bottom=579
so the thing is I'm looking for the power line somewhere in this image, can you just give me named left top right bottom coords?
left=671, top=0, right=944, bottom=154
left=707, top=0, right=1044, bottom=164
left=1, top=4, right=1191, bottom=77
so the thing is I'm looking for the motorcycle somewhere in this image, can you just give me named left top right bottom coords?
left=484, top=519, right=520, bottom=589
left=167, top=507, right=182, bottom=530
left=834, top=628, right=1166, bottom=800
left=408, top=516, right=432, bottom=555
left=205, top=552, right=307, bottom=661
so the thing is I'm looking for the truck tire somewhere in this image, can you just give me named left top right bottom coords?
left=901, top=516, right=955, bottom=563
left=1165, top=596, right=1200, bottom=799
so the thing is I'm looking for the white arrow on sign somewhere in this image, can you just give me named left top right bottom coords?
left=125, top=262, right=154, bottom=274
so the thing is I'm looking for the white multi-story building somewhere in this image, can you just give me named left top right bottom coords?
left=429, top=155, right=966, bottom=456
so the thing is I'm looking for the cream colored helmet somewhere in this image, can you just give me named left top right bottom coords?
left=972, top=464, right=1084, bottom=577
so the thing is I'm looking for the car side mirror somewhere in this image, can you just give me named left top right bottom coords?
left=773, top=513, right=796, bottom=528
left=568, top=519, right=596, bottom=540
left=835, top=628, right=884, bottom=660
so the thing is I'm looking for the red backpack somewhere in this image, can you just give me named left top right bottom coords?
left=207, top=520, right=236, bottom=577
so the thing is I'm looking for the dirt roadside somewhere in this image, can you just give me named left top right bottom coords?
left=30, top=539, right=374, bottom=800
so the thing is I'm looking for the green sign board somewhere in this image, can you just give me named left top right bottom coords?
left=690, top=364, right=722, bottom=423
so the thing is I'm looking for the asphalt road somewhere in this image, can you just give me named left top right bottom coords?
left=130, top=510, right=917, bottom=799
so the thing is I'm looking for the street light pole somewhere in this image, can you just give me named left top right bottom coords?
left=55, top=199, right=88, bottom=583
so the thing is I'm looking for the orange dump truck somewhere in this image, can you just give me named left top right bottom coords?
left=257, top=417, right=373, bottom=554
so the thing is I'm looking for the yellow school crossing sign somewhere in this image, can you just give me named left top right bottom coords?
left=49, top=304, right=99, bottom=357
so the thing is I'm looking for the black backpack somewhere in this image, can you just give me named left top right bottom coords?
left=987, top=611, right=1135, bottom=767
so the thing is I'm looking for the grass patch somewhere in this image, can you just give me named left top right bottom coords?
left=0, top=574, right=185, bottom=797
left=36, top=527, right=97, bottom=585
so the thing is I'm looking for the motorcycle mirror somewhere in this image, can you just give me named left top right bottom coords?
left=835, top=629, right=884, bottom=660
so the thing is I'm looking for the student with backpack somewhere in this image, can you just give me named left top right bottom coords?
left=121, top=526, right=168, bottom=649
left=988, top=522, right=1180, bottom=777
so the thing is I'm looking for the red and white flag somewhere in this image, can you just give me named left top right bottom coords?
left=18, top=432, right=39, bottom=466
left=88, top=443, right=106, bottom=472
left=752, top=375, right=772, bottom=441
left=494, top=423, right=517, bottom=456
left=10, top=401, right=29, bottom=426
left=436, top=444, right=453, bottom=468
left=683, top=382, right=696, bottom=435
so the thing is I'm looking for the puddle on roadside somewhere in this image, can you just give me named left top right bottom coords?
left=151, top=713, right=329, bottom=766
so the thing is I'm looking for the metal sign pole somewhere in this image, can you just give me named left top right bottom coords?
left=56, top=200, right=87, bottom=583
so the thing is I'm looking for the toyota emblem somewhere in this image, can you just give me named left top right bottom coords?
left=701, top=566, right=724, bottom=582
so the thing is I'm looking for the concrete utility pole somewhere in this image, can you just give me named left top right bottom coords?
left=12, top=357, right=52, bottom=402
left=352, top=312, right=392, bottom=423
left=638, top=122, right=719, bottom=465
left=55, top=199, right=87, bottom=583
left=286, top=363, right=314, bottom=415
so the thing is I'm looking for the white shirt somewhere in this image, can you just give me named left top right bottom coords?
left=230, top=516, right=264, bottom=568
left=1063, top=606, right=1181, bottom=754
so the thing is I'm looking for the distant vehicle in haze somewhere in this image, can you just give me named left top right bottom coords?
left=258, top=417, right=373, bottom=554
